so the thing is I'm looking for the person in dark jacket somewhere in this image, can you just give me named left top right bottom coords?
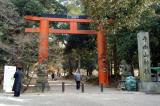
left=51, top=72, right=55, bottom=80
left=12, top=67, right=23, bottom=97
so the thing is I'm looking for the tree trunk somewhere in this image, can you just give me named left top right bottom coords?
left=78, top=55, right=81, bottom=71
left=87, top=70, right=89, bottom=76
left=113, top=43, right=119, bottom=76
left=68, top=56, right=72, bottom=76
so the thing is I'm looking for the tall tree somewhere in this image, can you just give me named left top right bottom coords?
left=0, top=0, right=21, bottom=65
left=0, top=0, right=67, bottom=84
left=81, top=0, right=160, bottom=76
left=57, top=0, right=84, bottom=15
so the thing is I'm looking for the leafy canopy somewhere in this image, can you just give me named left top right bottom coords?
left=81, top=0, right=159, bottom=31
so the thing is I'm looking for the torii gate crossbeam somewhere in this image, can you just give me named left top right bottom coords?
left=25, top=16, right=109, bottom=86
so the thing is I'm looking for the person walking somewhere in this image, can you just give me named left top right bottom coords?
left=73, top=69, right=82, bottom=90
left=12, top=67, right=23, bottom=97
left=51, top=72, right=55, bottom=80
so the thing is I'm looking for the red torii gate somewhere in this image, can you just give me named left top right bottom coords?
left=24, top=16, right=109, bottom=86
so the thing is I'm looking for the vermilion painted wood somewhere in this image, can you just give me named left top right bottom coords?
left=25, top=16, right=93, bottom=23
left=97, top=29, right=109, bottom=86
left=25, top=16, right=108, bottom=86
left=25, top=28, right=97, bottom=34
left=39, top=20, right=49, bottom=63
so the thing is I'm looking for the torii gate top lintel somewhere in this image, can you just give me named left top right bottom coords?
left=25, top=15, right=97, bottom=35
left=25, top=16, right=93, bottom=23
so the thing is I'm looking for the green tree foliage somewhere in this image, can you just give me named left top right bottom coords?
left=0, top=0, right=21, bottom=65
left=11, top=0, right=67, bottom=16
left=38, top=0, right=67, bottom=14
left=114, top=4, right=160, bottom=67
left=55, top=0, right=98, bottom=75
left=57, top=0, right=84, bottom=15
left=11, top=0, right=43, bottom=16
left=82, top=0, right=160, bottom=76
left=0, top=0, right=67, bottom=68
left=82, top=0, right=159, bottom=31
left=0, top=0, right=69, bottom=89
left=64, top=35, right=97, bottom=73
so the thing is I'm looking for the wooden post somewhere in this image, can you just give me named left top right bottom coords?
left=97, top=25, right=109, bottom=86
left=39, top=20, right=49, bottom=63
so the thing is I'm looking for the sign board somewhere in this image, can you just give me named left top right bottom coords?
left=137, top=32, right=151, bottom=81
left=3, top=65, right=16, bottom=92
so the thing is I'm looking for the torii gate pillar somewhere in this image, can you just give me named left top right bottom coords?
left=97, top=26, right=109, bottom=86
left=39, top=20, right=49, bottom=63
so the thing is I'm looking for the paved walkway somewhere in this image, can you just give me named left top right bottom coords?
left=0, top=80, right=160, bottom=106
left=1, top=90, right=160, bottom=106
left=47, top=80, right=116, bottom=93
left=25, top=79, right=118, bottom=93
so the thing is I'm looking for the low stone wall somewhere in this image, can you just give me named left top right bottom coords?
left=139, top=82, right=160, bottom=93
